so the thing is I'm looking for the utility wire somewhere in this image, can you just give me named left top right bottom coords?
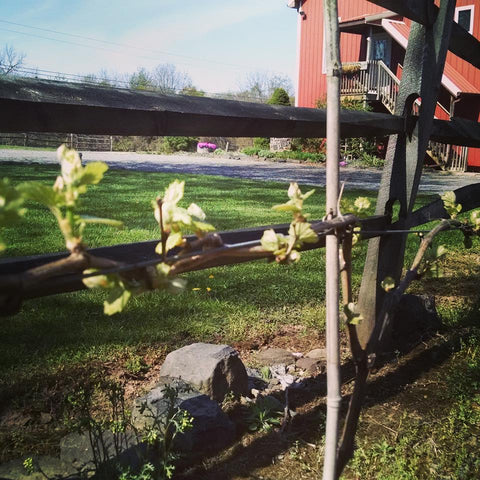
left=0, top=26, right=235, bottom=71
left=0, top=19, right=290, bottom=74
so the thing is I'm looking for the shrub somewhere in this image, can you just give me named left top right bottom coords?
left=291, top=137, right=326, bottom=154
left=349, top=152, right=384, bottom=168
left=267, top=88, right=291, bottom=106
left=241, top=147, right=325, bottom=163
left=253, top=137, right=270, bottom=150
left=242, top=146, right=261, bottom=156
left=257, top=149, right=275, bottom=158
left=161, top=136, right=198, bottom=153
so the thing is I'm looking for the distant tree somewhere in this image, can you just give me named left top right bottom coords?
left=0, top=44, right=26, bottom=75
left=238, top=71, right=293, bottom=102
left=151, top=63, right=192, bottom=94
left=267, top=87, right=291, bottom=106
left=181, top=86, right=205, bottom=97
left=129, top=68, right=154, bottom=90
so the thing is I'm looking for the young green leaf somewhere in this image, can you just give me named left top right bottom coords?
left=163, top=179, right=185, bottom=205
left=435, top=245, right=447, bottom=259
left=187, top=203, right=206, bottom=221
left=261, top=229, right=283, bottom=252
left=104, top=284, right=131, bottom=316
left=156, top=231, right=184, bottom=255
left=381, top=276, right=395, bottom=292
left=441, top=191, right=462, bottom=219
left=18, top=182, right=62, bottom=208
left=354, top=196, right=371, bottom=212
left=78, top=162, right=108, bottom=186
left=289, top=222, right=318, bottom=245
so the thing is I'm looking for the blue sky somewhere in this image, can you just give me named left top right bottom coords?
left=0, top=0, right=299, bottom=94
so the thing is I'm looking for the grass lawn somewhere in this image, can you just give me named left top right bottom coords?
left=1, top=161, right=479, bottom=477
left=0, top=145, right=56, bottom=151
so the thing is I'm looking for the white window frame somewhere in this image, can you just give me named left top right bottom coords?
left=455, top=5, right=474, bottom=34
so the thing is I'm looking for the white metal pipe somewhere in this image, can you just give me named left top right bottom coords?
left=322, top=0, right=342, bottom=479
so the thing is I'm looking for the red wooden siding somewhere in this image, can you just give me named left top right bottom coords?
left=296, top=0, right=480, bottom=168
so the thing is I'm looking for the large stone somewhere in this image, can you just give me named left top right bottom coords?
left=391, top=294, right=441, bottom=349
left=305, top=348, right=327, bottom=360
left=60, top=429, right=142, bottom=473
left=159, top=343, right=248, bottom=402
left=0, top=456, right=80, bottom=479
left=296, top=357, right=323, bottom=374
left=255, top=348, right=295, bottom=366
left=132, top=378, right=235, bottom=454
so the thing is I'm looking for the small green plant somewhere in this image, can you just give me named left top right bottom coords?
left=64, top=379, right=193, bottom=480
left=245, top=396, right=283, bottom=432
left=84, top=178, right=216, bottom=314
left=125, top=354, right=150, bottom=375
left=18, top=145, right=121, bottom=252
left=139, top=383, right=194, bottom=479
left=257, top=149, right=275, bottom=158
left=118, top=463, right=155, bottom=480
left=261, top=182, right=318, bottom=264
left=260, top=365, right=271, bottom=380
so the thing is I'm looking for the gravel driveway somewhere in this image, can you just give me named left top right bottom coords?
left=1, top=149, right=479, bottom=194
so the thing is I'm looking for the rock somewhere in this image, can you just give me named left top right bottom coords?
left=132, top=378, right=235, bottom=454
left=246, top=367, right=268, bottom=391
left=391, top=294, right=441, bottom=348
left=159, top=343, right=248, bottom=402
left=305, top=348, right=327, bottom=360
left=0, top=456, right=80, bottom=479
left=258, top=395, right=284, bottom=412
left=60, top=429, right=141, bottom=472
left=296, top=357, right=323, bottom=374
left=256, top=348, right=295, bottom=366
left=39, top=412, right=52, bottom=425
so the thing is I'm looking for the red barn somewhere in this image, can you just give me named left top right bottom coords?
left=289, top=0, right=480, bottom=170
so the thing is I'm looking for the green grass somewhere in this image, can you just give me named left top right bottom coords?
left=0, top=163, right=377, bottom=378
left=2, top=162, right=470, bottom=381
left=2, top=161, right=479, bottom=471
left=0, top=144, right=56, bottom=151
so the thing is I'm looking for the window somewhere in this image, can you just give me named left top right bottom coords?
left=455, top=5, right=474, bottom=34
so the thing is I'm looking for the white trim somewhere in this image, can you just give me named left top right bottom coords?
left=381, top=19, right=407, bottom=48
left=455, top=5, right=475, bottom=34
left=382, top=18, right=462, bottom=96
left=441, top=73, right=461, bottom=97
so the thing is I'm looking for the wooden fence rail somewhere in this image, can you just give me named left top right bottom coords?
left=1, top=77, right=480, bottom=147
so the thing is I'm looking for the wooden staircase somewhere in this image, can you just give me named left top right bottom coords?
left=340, top=60, right=468, bottom=171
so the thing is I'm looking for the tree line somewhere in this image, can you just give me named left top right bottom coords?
left=0, top=43, right=294, bottom=104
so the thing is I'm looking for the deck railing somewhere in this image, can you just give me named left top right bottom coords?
left=341, top=60, right=469, bottom=171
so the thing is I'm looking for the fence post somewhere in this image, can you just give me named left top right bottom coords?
left=356, top=0, right=457, bottom=350
left=110, top=136, right=113, bottom=152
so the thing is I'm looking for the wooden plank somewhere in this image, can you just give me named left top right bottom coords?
left=368, top=0, right=480, bottom=69
left=430, top=117, right=480, bottom=148
left=0, top=216, right=388, bottom=301
left=408, top=183, right=480, bottom=227
left=0, top=77, right=404, bottom=138
left=357, top=0, right=456, bottom=349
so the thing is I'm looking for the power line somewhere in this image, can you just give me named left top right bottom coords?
left=0, top=19, right=284, bottom=72
left=0, top=26, right=231, bottom=72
